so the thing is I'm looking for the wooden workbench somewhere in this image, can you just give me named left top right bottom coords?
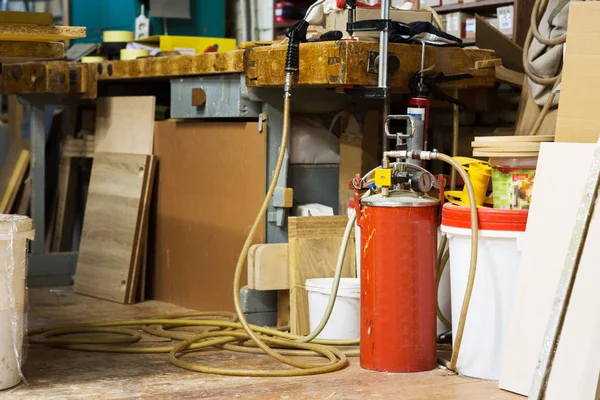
left=0, top=40, right=496, bottom=98
left=9, top=287, right=521, bottom=400
left=0, top=39, right=498, bottom=309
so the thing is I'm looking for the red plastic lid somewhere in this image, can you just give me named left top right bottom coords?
left=442, top=203, right=528, bottom=232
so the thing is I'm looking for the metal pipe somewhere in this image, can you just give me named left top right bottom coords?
left=378, top=0, right=390, bottom=88
left=249, top=0, right=258, bottom=41
left=379, top=0, right=391, bottom=153
left=240, top=0, right=251, bottom=43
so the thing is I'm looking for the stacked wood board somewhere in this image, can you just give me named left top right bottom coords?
left=74, top=97, right=156, bottom=304
left=472, top=135, right=555, bottom=157
left=0, top=11, right=85, bottom=63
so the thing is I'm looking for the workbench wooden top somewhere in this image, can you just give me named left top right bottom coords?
left=0, top=40, right=495, bottom=98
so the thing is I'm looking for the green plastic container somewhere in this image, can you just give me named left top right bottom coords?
left=490, top=157, right=538, bottom=210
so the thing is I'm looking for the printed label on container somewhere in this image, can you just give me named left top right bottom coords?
left=492, top=168, right=535, bottom=210
left=466, top=19, right=476, bottom=34
left=498, top=7, right=513, bottom=30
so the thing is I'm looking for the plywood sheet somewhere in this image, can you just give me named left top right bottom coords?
left=0, top=24, right=85, bottom=42
left=151, top=121, right=265, bottom=311
left=126, top=156, right=157, bottom=304
left=288, top=216, right=356, bottom=335
left=0, top=11, right=53, bottom=25
left=499, top=143, right=597, bottom=396
left=74, top=153, right=150, bottom=303
left=555, top=2, right=600, bottom=143
left=247, top=243, right=288, bottom=290
left=0, top=41, right=64, bottom=63
left=475, top=15, right=523, bottom=73
left=545, top=195, right=600, bottom=400
left=95, top=97, right=156, bottom=155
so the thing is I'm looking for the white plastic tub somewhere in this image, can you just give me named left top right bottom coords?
left=441, top=204, right=527, bottom=380
left=0, top=215, right=34, bottom=390
left=306, top=278, right=360, bottom=340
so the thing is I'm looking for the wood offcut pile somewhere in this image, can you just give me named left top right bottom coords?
left=0, top=10, right=85, bottom=63
left=472, top=135, right=555, bottom=158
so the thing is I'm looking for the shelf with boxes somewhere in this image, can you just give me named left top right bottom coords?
left=427, top=0, right=515, bottom=44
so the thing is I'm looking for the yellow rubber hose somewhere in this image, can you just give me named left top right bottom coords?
left=435, top=153, right=479, bottom=372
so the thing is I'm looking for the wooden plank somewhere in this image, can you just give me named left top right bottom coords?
left=288, top=216, right=356, bottom=335
left=0, top=11, right=53, bottom=25
left=499, top=143, right=597, bottom=396
left=545, top=189, right=600, bottom=399
left=475, top=58, right=502, bottom=69
left=0, top=61, right=96, bottom=98
left=151, top=121, right=265, bottom=311
left=475, top=15, right=524, bottom=73
left=95, top=97, right=155, bottom=155
left=52, top=157, right=77, bottom=251
left=246, top=41, right=496, bottom=91
left=513, top=0, right=534, bottom=47
left=97, top=50, right=246, bottom=80
left=0, top=143, right=30, bottom=213
left=7, top=95, right=23, bottom=145
left=0, top=41, right=64, bottom=63
left=74, top=153, right=149, bottom=303
left=126, top=156, right=157, bottom=304
left=277, top=290, right=291, bottom=328
left=471, top=142, right=541, bottom=150
left=495, top=66, right=525, bottom=87
left=16, top=174, right=31, bottom=216
left=137, top=226, right=150, bottom=302
left=247, top=243, right=289, bottom=290
left=473, top=150, right=539, bottom=157
left=474, top=135, right=554, bottom=143
left=0, top=24, right=85, bottom=42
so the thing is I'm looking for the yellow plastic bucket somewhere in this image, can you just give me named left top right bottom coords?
left=445, top=157, right=492, bottom=207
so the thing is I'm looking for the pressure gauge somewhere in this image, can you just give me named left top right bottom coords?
left=411, top=172, right=434, bottom=193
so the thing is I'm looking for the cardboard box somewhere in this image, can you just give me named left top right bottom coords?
left=497, top=5, right=514, bottom=36
left=325, top=8, right=432, bottom=39
left=445, top=12, right=470, bottom=39
left=423, top=0, right=441, bottom=7
left=465, top=17, right=476, bottom=39
left=486, top=17, right=499, bottom=30
left=556, top=2, right=600, bottom=143
left=135, top=35, right=237, bottom=54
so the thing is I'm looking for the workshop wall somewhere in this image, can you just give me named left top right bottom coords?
left=70, top=0, right=226, bottom=44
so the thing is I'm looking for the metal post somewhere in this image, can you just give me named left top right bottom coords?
left=450, top=88, right=459, bottom=190
left=30, top=102, right=45, bottom=255
left=379, top=0, right=391, bottom=153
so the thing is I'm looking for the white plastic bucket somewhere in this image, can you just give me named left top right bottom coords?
left=306, top=278, right=360, bottom=340
left=0, top=215, right=34, bottom=390
left=440, top=224, right=525, bottom=380
left=437, top=230, right=452, bottom=336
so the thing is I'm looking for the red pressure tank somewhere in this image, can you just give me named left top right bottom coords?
left=357, top=190, right=439, bottom=372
